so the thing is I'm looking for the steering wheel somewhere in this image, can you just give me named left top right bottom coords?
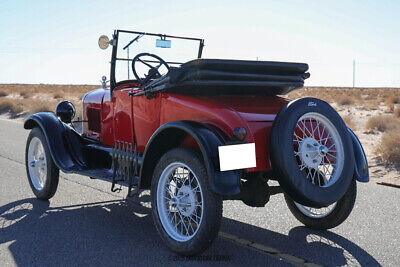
left=131, top=53, right=170, bottom=85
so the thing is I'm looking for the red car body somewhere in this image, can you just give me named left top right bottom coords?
left=83, top=83, right=287, bottom=173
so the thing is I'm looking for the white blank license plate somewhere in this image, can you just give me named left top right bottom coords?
left=218, top=143, right=256, bottom=171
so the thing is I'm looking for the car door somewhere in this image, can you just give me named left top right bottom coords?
left=131, top=89, right=162, bottom=152
left=112, top=86, right=134, bottom=144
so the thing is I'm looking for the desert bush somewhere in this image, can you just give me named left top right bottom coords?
left=376, top=129, right=400, bottom=167
left=385, top=95, right=400, bottom=105
left=19, top=91, right=30, bottom=99
left=0, top=90, right=7, bottom=97
left=0, top=99, right=23, bottom=114
left=366, top=115, right=400, bottom=132
left=395, top=108, right=400, bottom=118
left=53, top=93, right=63, bottom=99
left=30, top=102, right=52, bottom=114
left=0, top=100, right=14, bottom=113
left=336, top=96, right=353, bottom=106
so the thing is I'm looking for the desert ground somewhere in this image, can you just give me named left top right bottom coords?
left=1, top=84, right=399, bottom=186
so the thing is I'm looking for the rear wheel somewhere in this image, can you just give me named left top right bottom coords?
left=285, top=178, right=357, bottom=229
left=151, top=148, right=222, bottom=255
left=25, top=127, right=59, bottom=200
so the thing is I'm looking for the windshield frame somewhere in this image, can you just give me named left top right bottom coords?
left=110, top=29, right=204, bottom=92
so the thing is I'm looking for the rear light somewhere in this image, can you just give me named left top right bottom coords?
left=232, top=127, right=247, bottom=141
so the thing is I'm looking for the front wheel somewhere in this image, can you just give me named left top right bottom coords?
left=25, top=127, right=59, bottom=200
left=151, top=148, right=222, bottom=255
left=285, top=178, right=357, bottom=230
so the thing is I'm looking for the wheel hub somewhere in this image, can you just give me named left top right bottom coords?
left=176, top=185, right=196, bottom=216
left=299, top=137, right=328, bottom=169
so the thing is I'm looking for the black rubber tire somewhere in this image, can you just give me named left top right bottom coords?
left=25, top=127, right=59, bottom=200
left=285, top=178, right=357, bottom=230
left=270, top=97, right=354, bottom=207
left=151, top=148, right=222, bottom=255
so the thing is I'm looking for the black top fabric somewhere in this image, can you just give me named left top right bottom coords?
left=157, top=59, right=310, bottom=96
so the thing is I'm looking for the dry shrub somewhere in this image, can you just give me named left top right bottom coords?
left=0, top=99, right=23, bottom=114
left=19, top=91, right=30, bottom=99
left=30, top=102, right=52, bottom=114
left=395, top=108, right=400, bottom=118
left=376, top=129, right=400, bottom=167
left=366, top=115, right=399, bottom=132
left=342, top=115, right=355, bottom=130
left=53, top=93, right=63, bottom=99
left=386, top=95, right=400, bottom=105
left=0, top=99, right=14, bottom=113
left=0, top=90, right=7, bottom=97
left=336, top=96, right=353, bottom=106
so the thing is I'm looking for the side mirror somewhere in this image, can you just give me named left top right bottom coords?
left=98, top=35, right=110, bottom=50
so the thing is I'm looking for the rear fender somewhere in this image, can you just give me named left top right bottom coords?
left=348, top=128, right=369, bottom=182
left=139, top=121, right=241, bottom=195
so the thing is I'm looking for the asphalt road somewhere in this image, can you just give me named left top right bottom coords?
left=0, top=118, right=399, bottom=266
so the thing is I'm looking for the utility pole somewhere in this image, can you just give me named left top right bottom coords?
left=352, top=59, right=355, bottom=88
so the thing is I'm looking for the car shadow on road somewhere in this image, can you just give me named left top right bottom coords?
left=0, top=197, right=380, bottom=266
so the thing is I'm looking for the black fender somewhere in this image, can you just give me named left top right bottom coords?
left=138, top=121, right=241, bottom=195
left=348, top=128, right=369, bottom=182
left=24, top=112, right=99, bottom=173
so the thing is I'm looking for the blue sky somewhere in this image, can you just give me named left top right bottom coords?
left=0, top=0, right=399, bottom=87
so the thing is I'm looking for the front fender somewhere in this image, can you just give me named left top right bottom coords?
left=24, top=112, right=83, bottom=173
left=139, top=121, right=241, bottom=195
left=348, top=128, right=369, bottom=182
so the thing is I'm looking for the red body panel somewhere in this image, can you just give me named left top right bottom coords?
left=82, top=83, right=288, bottom=172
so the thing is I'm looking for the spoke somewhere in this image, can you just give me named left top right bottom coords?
left=178, top=211, right=189, bottom=236
left=299, top=162, right=307, bottom=170
left=327, top=143, right=336, bottom=150
left=137, top=58, right=154, bottom=68
left=306, top=167, right=312, bottom=180
left=316, top=120, right=321, bottom=139
left=322, top=173, right=329, bottom=185
left=320, top=124, right=326, bottom=141
left=326, top=152, right=337, bottom=159
left=325, top=155, right=335, bottom=166
left=296, top=122, right=308, bottom=138
left=165, top=186, right=175, bottom=197
left=188, top=214, right=200, bottom=228
left=293, top=132, right=303, bottom=143
left=311, top=169, right=317, bottom=184
left=192, top=212, right=201, bottom=222
left=301, top=120, right=313, bottom=137
left=310, top=118, right=315, bottom=136
left=324, top=133, right=332, bottom=146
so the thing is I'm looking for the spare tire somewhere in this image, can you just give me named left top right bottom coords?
left=270, top=97, right=354, bottom=207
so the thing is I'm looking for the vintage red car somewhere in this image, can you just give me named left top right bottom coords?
left=24, top=30, right=369, bottom=255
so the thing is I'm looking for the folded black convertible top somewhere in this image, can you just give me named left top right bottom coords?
left=149, top=59, right=310, bottom=96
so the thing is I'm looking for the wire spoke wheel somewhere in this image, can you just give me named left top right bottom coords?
left=292, top=112, right=345, bottom=217
left=294, top=202, right=337, bottom=218
left=157, top=162, right=204, bottom=242
left=293, top=112, right=344, bottom=188
left=27, top=137, right=47, bottom=191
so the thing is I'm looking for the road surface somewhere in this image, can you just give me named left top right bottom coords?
left=0, top=118, right=398, bottom=266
